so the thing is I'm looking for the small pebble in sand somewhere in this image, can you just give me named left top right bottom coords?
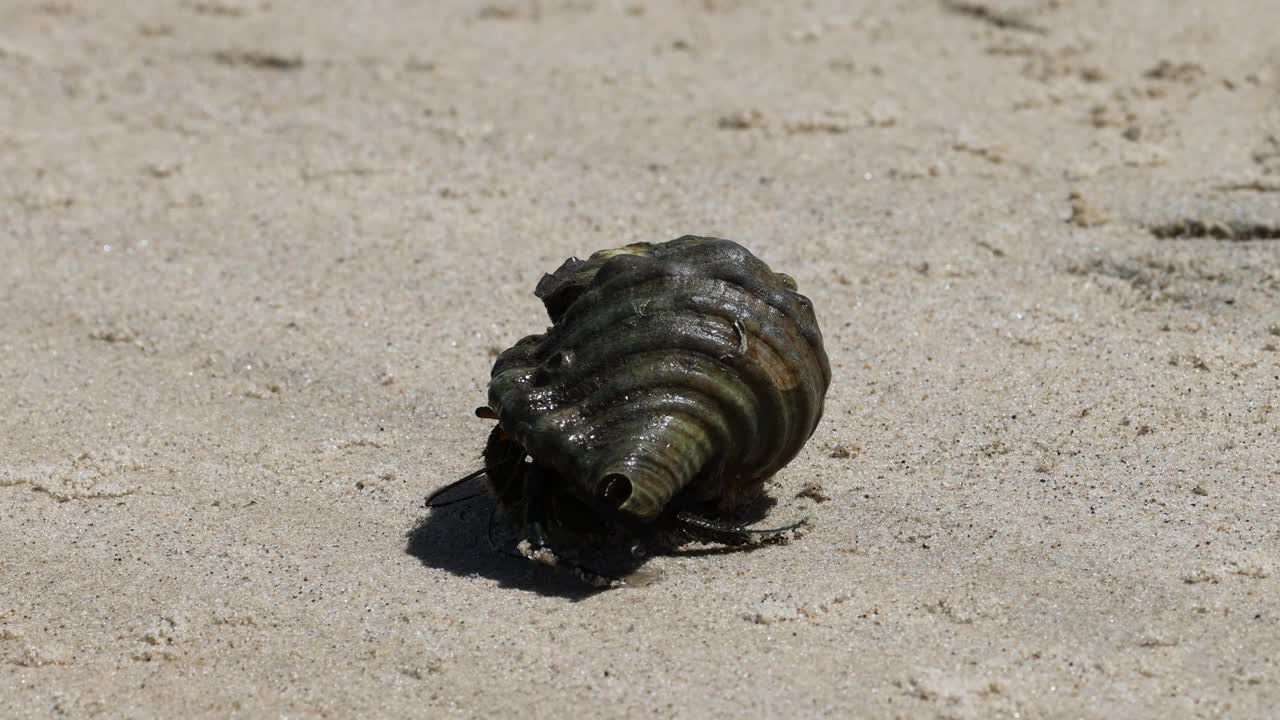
left=796, top=481, right=830, bottom=503
left=829, top=444, right=859, bottom=459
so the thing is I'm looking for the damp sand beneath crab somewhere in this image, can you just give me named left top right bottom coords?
left=3, top=1, right=1280, bottom=718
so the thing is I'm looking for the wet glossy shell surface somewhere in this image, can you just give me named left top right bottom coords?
left=488, top=236, right=831, bottom=520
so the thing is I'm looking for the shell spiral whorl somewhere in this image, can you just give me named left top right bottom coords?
left=486, top=236, right=831, bottom=523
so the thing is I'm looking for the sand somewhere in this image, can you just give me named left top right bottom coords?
left=2, top=1, right=1278, bottom=717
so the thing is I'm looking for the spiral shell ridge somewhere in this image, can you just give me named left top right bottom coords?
left=488, top=236, right=831, bottom=520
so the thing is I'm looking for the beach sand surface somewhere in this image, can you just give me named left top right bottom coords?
left=2, top=1, right=1279, bottom=717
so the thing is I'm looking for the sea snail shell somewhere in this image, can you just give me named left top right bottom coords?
left=480, top=236, right=831, bottom=541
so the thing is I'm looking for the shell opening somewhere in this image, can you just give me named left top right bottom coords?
left=597, top=473, right=632, bottom=509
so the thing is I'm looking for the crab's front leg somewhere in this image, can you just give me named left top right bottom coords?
left=514, top=464, right=562, bottom=566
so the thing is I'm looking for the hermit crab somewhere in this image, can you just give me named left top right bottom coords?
left=429, top=236, right=830, bottom=585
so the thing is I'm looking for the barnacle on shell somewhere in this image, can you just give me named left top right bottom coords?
left=477, top=236, right=830, bottom=561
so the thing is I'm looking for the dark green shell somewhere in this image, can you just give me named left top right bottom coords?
left=487, top=236, right=831, bottom=521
